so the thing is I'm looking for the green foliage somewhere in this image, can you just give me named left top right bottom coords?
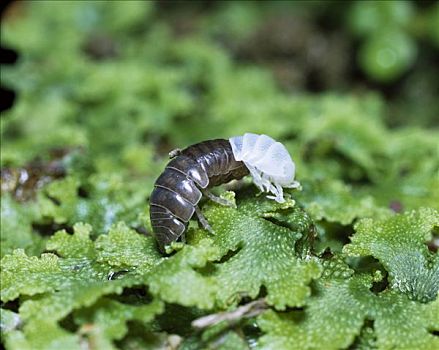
left=359, top=30, right=416, bottom=82
left=200, top=196, right=321, bottom=310
left=258, top=275, right=439, bottom=350
left=344, top=208, right=439, bottom=303
left=148, top=196, right=321, bottom=310
left=349, top=1, right=414, bottom=37
left=0, top=194, right=45, bottom=257
left=1, top=1, right=438, bottom=349
left=348, top=0, right=437, bottom=82
left=74, top=298, right=164, bottom=341
left=1, top=223, right=163, bottom=349
left=296, top=179, right=391, bottom=225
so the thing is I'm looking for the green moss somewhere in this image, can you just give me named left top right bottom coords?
left=1, top=1, right=437, bottom=349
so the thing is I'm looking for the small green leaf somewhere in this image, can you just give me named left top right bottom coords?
left=95, top=222, right=161, bottom=269
left=74, top=298, right=164, bottom=341
left=344, top=208, right=439, bottom=302
left=1, top=250, right=63, bottom=302
left=2, top=320, right=81, bottom=350
left=0, top=194, right=45, bottom=258
left=296, top=179, right=391, bottom=225
left=148, top=239, right=221, bottom=310
left=46, top=222, right=95, bottom=259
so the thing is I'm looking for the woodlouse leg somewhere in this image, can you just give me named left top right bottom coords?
left=247, top=166, right=264, bottom=192
left=267, top=183, right=285, bottom=203
left=202, top=189, right=235, bottom=208
left=223, top=179, right=246, bottom=191
left=195, top=205, right=214, bottom=234
left=169, top=148, right=182, bottom=159
left=284, top=180, right=301, bottom=188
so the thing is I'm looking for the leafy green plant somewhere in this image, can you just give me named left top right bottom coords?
left=349, top=1, right=439, bottom=82
left=1, top=2, right=438, bottom=349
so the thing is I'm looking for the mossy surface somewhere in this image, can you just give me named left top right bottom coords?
left=1, top=2, right=438, bottom=349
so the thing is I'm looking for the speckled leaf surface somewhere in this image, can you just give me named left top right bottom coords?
left=0, top=223, right=162, bottom=348
left=344, top=208, right=439, bottom=302
left=202, top=196, right=322, bottom=309
left=147, top=195, right=321, bottom=310
left=1, top=1, right=438, bottom=349
left=258, top=274, right=439, bottom=350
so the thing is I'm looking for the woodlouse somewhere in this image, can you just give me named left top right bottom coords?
left=149, top=133, right=299, bottom=251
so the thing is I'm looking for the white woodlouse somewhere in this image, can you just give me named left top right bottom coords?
left=229, top=133, right=300, bottom=203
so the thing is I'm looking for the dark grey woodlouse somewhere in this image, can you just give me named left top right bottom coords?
left=149, top=139, right=249, bottom=252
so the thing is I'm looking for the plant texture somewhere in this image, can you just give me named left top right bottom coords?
left=1, top=2, right=438, bottom=349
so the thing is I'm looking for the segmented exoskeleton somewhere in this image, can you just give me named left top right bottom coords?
left=149, top=139, right=249, bottom=251
left=149, top=134, right=299, bottom=252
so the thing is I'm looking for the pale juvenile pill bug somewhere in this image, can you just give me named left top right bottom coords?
left=229, top=133, right=300, bottom=203
left=149, top=134, right=299, bottom=252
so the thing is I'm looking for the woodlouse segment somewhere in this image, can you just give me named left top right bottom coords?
left=149, top=139, right=249, bottom=252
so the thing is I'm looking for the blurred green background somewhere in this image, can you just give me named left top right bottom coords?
left=1, top=0, right=438, bottom=252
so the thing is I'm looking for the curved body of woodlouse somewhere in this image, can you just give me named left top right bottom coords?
left=150, top=139, right=249, bottom=251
